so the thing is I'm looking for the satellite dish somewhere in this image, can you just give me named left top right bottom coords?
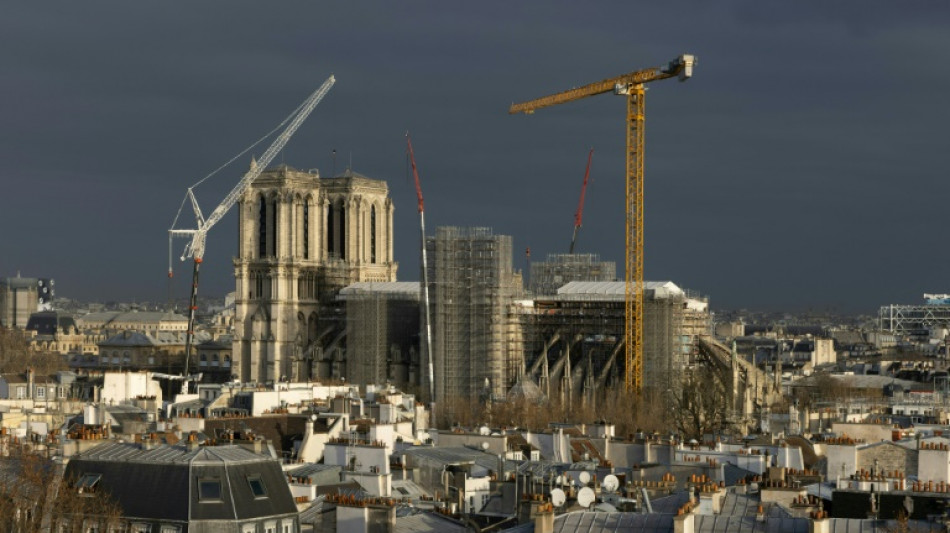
left=550, top=488, right=566, bottom=507
left=577, top=487, right=595, bottom=509
left=481, top=441, right=490, bottom=451
left=603, top=474, right=619, bottom=493
left=579, top=471, right=592, bottom=485
left=479, top=426, right=491, bottom=436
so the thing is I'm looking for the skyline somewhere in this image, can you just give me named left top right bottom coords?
left=2, top=2, right=949, bottom=314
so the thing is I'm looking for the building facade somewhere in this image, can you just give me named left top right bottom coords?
left=233, top=165, right=397, bottom=384
left=0, top=276, right=40, bottom=329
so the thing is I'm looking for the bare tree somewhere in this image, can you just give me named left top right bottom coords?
left=670, top=366, right=729, bottom=439
left=0, top=326, right=66, bottom=376
left=0, top=444, right=121, bottom=532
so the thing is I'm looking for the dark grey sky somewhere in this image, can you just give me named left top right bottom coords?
left=2, top=1, right=948, bottom=314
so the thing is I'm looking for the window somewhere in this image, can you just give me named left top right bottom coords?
left=130, top=524, right=151, bottom=533
left=16, top=386, right=26, bottom=399
left=36, top=387, right=45, bottom=399
left=77, top=473, right=102, bottom=494
left=160, top=527, right=180, bottom=533
left=326, top=204, right=335, bottom=257
left=282, top=523, right=293, bottom=533
left=198, top=479, right=222, bottom=502
left=58, top=386, right=67, bottom=399
left=370, top=205, right=377, bottom=263
left=263, top=523, right=276, bottom=533
left=259, top=197, right=267, bottom=258
left=303, top=203, right=309, bottom=259
left=338, top=203, right=345, bottom=260
left=247, top=475, right=267, bottom=498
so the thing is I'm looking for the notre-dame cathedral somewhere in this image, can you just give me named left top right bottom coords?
left=232, top=163, right=397, bottom=383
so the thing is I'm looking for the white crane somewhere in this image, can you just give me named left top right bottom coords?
left=168, top=75, right=336, bottom=393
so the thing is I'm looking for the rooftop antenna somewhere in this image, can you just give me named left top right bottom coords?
left=577, top=486, right=595, bottom=509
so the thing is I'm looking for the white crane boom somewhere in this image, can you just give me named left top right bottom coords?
left=167, top=75, right=335, bottom=394
left=170, top=75, right=336, bottom=262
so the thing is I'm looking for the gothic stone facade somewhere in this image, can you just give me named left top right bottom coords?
left=233, top=165, right=396, bottom=383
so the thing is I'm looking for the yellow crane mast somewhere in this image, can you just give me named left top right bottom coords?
left=510, top=54, right=695, bottom=392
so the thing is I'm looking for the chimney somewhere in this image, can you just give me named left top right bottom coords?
left=27, top=367, right=34, bottom=399
left=809, top=511, right=831, bottom=533
left=673, top=511, right=694, bottom=533
left=533, top=502, right=554, bottom=533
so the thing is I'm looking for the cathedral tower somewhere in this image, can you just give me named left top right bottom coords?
left=233, top=164, right=396, bottom=383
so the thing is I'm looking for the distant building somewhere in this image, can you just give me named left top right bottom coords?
left=0, top=276, right=41, bottom=328
left=77, top=310, right=188, bottom=334
left=70, top=330, right=207, bottom=373
left=24, top=310, right=83, bottom=354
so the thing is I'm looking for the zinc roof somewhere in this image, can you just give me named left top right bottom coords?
left=77, top=441, right=271, bottom=465
left=339, top=282, right=421, bottom=298
left=556, top=281, right=684, bottom=300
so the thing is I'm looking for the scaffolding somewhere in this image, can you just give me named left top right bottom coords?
left=529, top=253, right=616, bottom=297
left=339, top=282, right=421, bottom=390
left=426, top=227, right=522, bottom=405
left=879, top=303, right=950, bottom=336
left=515, top=281, right=710, bottom=404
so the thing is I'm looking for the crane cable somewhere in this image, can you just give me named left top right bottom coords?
left=168, top=96, right=311, bottom=232
left=167, top=95, right=312, bottom=277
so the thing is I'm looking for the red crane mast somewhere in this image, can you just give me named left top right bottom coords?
left=569, top=148, right=594, bottom=254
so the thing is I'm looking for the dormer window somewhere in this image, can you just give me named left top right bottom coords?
left=198, top=479, right=222, bottom=502
left=76, top=473, right=101, bottom=495
left=247, top=475, right=267, bottom=498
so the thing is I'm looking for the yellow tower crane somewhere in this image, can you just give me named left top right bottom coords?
left=509, top=54, right=695, bottom=392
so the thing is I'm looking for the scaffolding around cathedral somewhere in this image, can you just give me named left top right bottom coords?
left=339, top=282, right=421, bottom=389
left=426, top=227, right=522, bottom=405
left=530, top=253, right=616, bottom=297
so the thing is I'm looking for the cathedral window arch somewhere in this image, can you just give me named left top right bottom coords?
left=338, top=200, right=346, bottom=261
left=303, top=199, right=310, bottom=260
left=326, top=199, right=335, bottom=258
left=270, top=194, right=279, bottom=257
left=370, top=204, right=377, bottom=264
left=258, top=195, right=267, bottom=259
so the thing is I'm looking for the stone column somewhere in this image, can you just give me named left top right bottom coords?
left=347, top=197, right=358, bottom=264
left=321, top=196, right=330, bottom=261
left=386, top=198, right=394, bottom=264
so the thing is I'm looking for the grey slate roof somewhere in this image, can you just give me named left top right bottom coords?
left=694, top=515, right=808, bottom=532
left=393, top=512, right=469, bottom=533
left=553, top=512, right=673, bottom=533
left=405, top=446, right=502, bottom=474
left=65, top=442, right=296, bottom=523
left=76, top=441, right=273, bottom=465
